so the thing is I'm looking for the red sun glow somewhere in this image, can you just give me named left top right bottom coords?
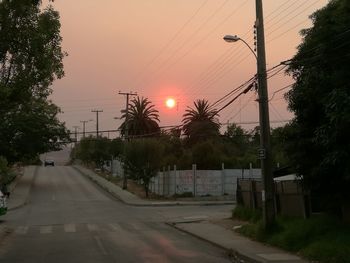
left=165, top=98, right=176, bottom=109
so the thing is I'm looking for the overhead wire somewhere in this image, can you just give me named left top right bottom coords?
left=133, top=0, right=232, bottom=89
left=130, top=0, right=209, bottom=87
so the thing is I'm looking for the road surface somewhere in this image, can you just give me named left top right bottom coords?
left=0, top=166, right=232, bottom=263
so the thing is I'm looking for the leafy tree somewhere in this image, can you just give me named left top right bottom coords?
left=73, top=136, right=111, bottom=168
left=286, top=0, right=350, bottom=217
left=182, top=99, right=220, bottom=144
left=124, top=139, right=164, bottom=197
left=0, top=0, right=68, bottom=163
left=270, top=126, right=291, bottom=169
left=109, top=138, right=124, bottom=159
left=192, top=140, right=224, bottom=170
left=119, top=97, right=160, bottom=137
left=224, top=123, right=250, bottom=153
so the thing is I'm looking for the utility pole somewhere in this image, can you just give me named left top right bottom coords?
left=73, top=125, right=80, bottom=144
left=119, top=91, right=137, bottom=189
left=80, top=120, right=89, bottom=138
left=255, top=0, right=275, bottom=227
left=91, top=109, right=103, bottom=137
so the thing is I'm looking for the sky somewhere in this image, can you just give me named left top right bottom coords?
left=44, top=0, right=329, bottom=138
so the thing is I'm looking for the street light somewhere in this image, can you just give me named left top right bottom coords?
left=224, top=26, right=275, bottom=227
left=223, top=35, right=258, bottom=60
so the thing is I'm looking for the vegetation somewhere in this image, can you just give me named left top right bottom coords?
left=232, top=206, right=350, bottom=263
left=286, top=0, right=350, bottom=218
left=0, top=0, right=69, bottom=164
left=0, top=156, right=15, bottom=186
left=119, top=96, right=160, bottom=137
left=182, top=99, right=220, bottom=144
left=124, top=139, right=164, bottom=197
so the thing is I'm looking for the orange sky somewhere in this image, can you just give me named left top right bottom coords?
left=45, top=0, right=329, bottom=137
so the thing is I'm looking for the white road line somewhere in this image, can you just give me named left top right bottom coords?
left=109, top=223, right=120, bottom=231
left=40, top=226, right=52, bottom=234
left=130, top=222, right=142, bottom=231
left=64, top=224, right=76, bottom=233
left=94, top=236, right=108, bottom=255
left=87, top=224, right=99, bottom=232
left=15, top=226, right=28, bottom=235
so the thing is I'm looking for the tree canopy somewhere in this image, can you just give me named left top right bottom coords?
left=0, top=0, right=69, bottom=163
left=286, top=0, right=350, bottom=216
left=182, top=99, right=220, bottom=144
left=119, top=97, right=160, bottom=138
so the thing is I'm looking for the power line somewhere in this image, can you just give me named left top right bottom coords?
left=130, top=0, right=209, bottom=87
left=133, top=0, right=232, bottom=89
left=91, top=109, right=103, bottom=137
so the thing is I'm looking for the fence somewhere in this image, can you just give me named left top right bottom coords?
left=237, top=177, right=310, bottom=218
left=109, top=159, right=262, bottom=199
left=149, top=164, right=261, bottom=199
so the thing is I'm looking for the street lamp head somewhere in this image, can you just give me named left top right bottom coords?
left=223, top=35, right=240, bottom=43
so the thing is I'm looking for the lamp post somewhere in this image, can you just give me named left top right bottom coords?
left=223, top=0, right=275, bottom=228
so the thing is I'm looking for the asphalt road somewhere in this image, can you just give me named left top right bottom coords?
left=0, top=166, right=232, bottom=263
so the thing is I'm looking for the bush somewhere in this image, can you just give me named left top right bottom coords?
left=232, top=205, right=262, bottom=223
left=236, top=214, right=350, bottom=263
left=0, top=156, right=16, bottom=185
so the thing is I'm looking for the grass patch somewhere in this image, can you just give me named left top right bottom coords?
left=232, top=205, right=262, bottom=223
left=234, top=211, right=350, bottom=263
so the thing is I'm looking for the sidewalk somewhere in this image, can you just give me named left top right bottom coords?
left=73, top=165, right=236, bottom=207
left=7, top=166, right=37, bottom=211
left=168, top=220, right=308, bottom=263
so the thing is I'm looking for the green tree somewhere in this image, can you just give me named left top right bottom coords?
left=286, top=0, right=350, bottom=217
left=182, top=99, right=220, bottom=144
left=224, top=123, right=250, bottom=152
left=124, top=139, right=164, bottom=197
left=192, top=140, right=224, bottom=170
left=73, top=137, right=111, bottom=168
left=119, top=97, right=160, bottom=137
left=0, top=0, right=68, bottom=163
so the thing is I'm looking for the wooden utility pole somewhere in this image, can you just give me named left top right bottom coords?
left=73, top=125, right=80, bottom=144
left=80, top=120, right=89, bottom=138
left=255, top=0, right=275, bottom=227
left=91, top=109, right=103, bottom=137
left=119, top=91, right=137, bottom=189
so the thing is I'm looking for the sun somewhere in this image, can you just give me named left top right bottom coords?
left=165, top=98, right=176, bottom=109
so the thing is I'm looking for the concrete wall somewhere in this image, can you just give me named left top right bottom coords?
left=149, top=166, right=262, bottom=199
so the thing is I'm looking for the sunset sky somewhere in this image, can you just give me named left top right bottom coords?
left=44, top=0, right=329, bottom=138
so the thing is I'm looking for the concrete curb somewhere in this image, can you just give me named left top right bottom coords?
left=8, top=166, right=38, bottom=211
left=73, top=165, right=236, bottom=207
left=166, top=222, right=261, bottom=263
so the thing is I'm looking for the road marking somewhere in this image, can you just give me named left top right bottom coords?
left=94, top=236, right=108, bottom=255
left=64, top=224, right=76, bottom=233
left=109, top=223, right=120, bottom=231
left=87, top=224, right=99, bottom=232
left=40, top=226, right=52, bottom=234
left=130, top=222, right=142, bottom=231
left=15, top=226, right=28, bottom=235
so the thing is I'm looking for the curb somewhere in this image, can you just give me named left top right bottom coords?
left=72, top=166, right=128, bottom=204
left=166, top=222, right=261, bottom=263
left=73, top=166, right=236, bottom=207
left=8, top=166, right=38, bottom=211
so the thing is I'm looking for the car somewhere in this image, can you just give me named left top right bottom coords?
left=44, top=159, right=55, bottom=166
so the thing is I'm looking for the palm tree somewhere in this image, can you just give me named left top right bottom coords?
left=119, top=96, right=160, bottom=138
left=182, top=99, right=220, bottom=143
